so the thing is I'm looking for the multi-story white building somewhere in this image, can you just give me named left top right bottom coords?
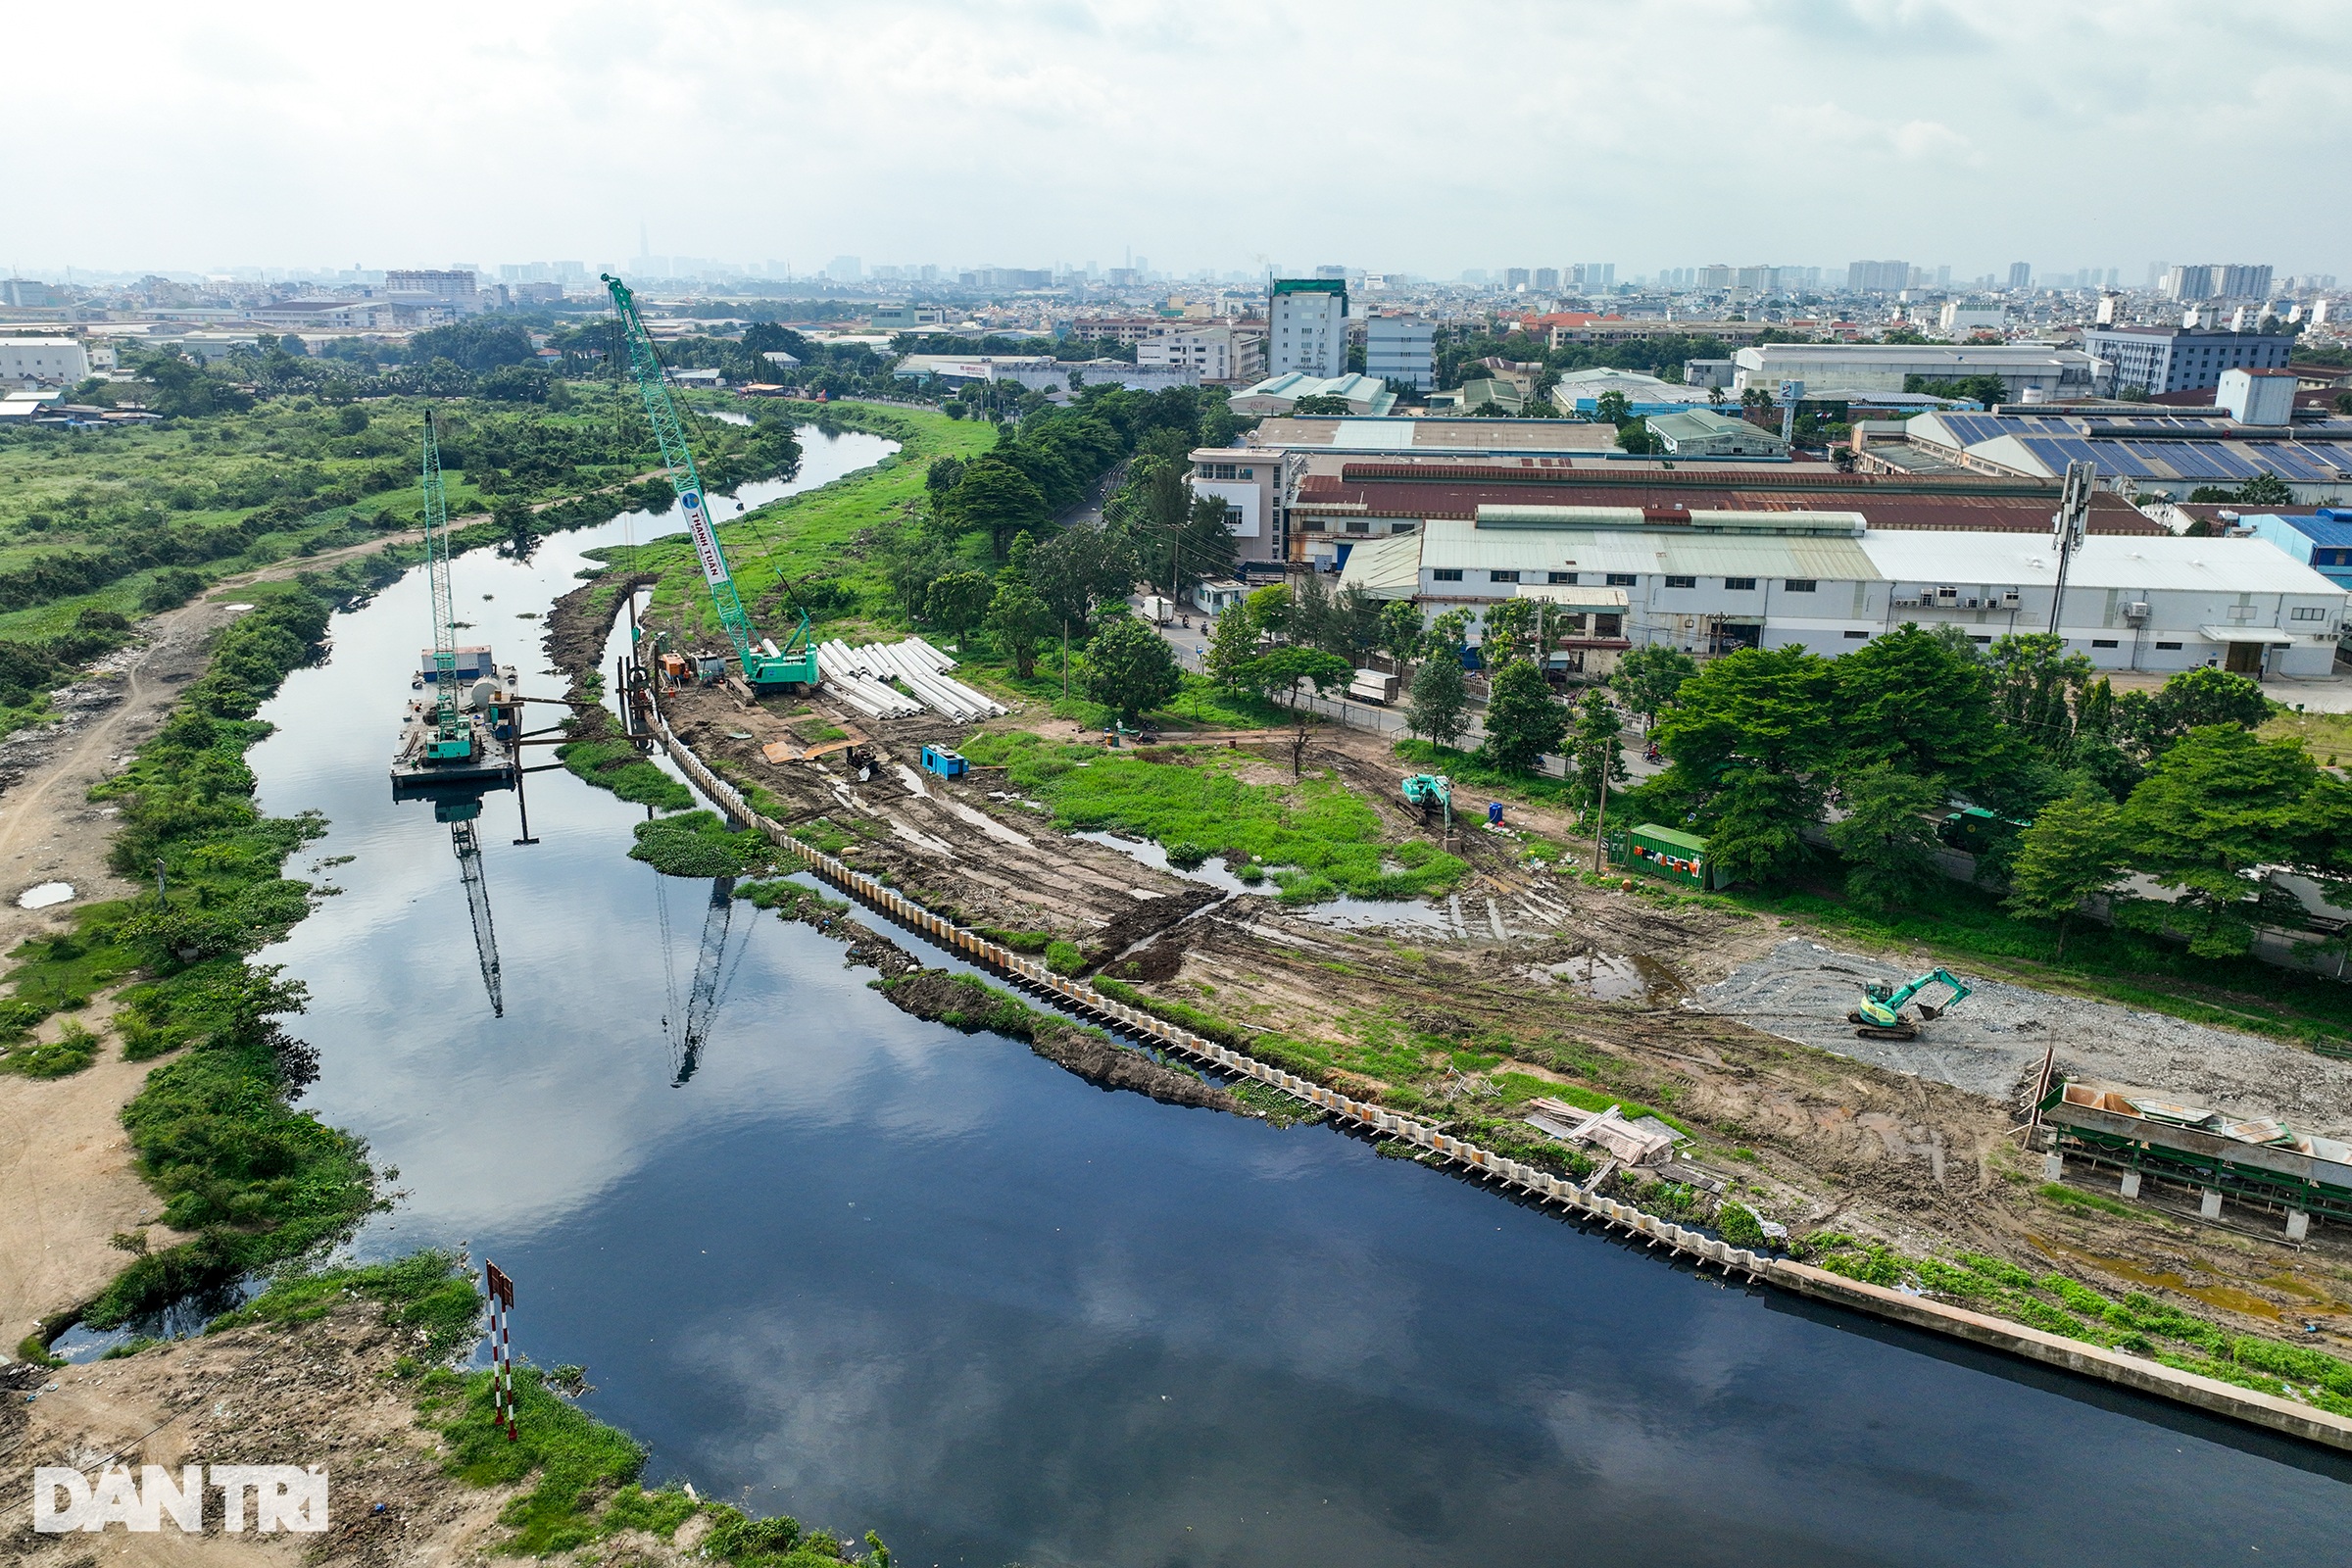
left=1364, top=316, right=1435, bottom=389
left=1339, top=509, right=2345, bottom=678
left=1732, top=342, right=2098, bottom=400
left=1137, top=323, right=1264, bottom=384
left=1268, top=278, right=1347, bottom=377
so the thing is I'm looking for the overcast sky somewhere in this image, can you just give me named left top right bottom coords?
left=8, top=0, right=2348, bottom=281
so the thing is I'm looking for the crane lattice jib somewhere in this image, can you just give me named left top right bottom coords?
left=419, top=413, right=463, bottom=739
left=603, top=274, right=755, bottom=665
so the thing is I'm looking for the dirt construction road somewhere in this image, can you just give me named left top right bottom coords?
left=0, top=533, right=416, bottom=1343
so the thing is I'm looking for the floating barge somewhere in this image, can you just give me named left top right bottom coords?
left=390, top=650, right=520, bottom=801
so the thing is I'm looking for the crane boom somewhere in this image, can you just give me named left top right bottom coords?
left=419, top=414, right=474, bottom=760
left=601, top=273, right=819, bottom=691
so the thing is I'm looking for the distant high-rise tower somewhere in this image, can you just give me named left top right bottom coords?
left=2008, top=262, right=2033, bottom=290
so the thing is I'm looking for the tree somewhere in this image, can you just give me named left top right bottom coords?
left=1027, top=526, right=1134, bottom=697
left=943, top=459, right=1050, bottom=559
left=1480, top=598, right=1536, bottom=666
left=2234, top=472, right=2293, bottom=508
left=1243, top=647, right=1352, bottom=775
left=1827, top=763, right=1945, bottom=911
left=1481, top=659, right=1568, bottom=771
left=1830, top=623, right=2008, bottom=787
left=1291, top=393, right=1352, bottom=416
left=2145, top=666, right=2273, bottom=740
left=925, top=456, right=966, bottom=496
left=923, top=570, right=995, bottom=643
left=493, top=496, right=535, bottom=560
left=1405, top=655, right=1469, bottom=748
left=2118, top=726, right=2316, bottom=956
left=1985, top=632, right=2092, bottom=748
left=2005, top=784, right=2130, bottom=956
left=1378, top=600, right=1424, bottom=664
left=1204, top=598, right=1262, bottom=690
left=1566, top=692, right=1627, bottom=811
left=1654, top=645, right=1837, bottom=776
left=1422, top=608, right=1474, bottom=662
left=1705, top=767, right=1819, bottom=886
left=985, top=580, right=1053, bottom=679
left=1592, top=390, right=1631, bottom=426
left=1612, top=645, right=1696, bottom=733
left=1080, top=614, right=1182, bottom=722
left=1244, top=582, right=1293, bottom=639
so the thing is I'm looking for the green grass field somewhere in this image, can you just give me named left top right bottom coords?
left=956, top=729, right=1464, bottom=902
left=632, top=402, right=999, bottom=642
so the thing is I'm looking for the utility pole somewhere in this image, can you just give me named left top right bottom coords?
left=2048, top=460, right=2094, bottom=635
left=1591, top=760, right=1610, bottom=874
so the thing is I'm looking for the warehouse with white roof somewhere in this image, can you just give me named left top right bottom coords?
left=1339, top=507, right=2348, bottom=678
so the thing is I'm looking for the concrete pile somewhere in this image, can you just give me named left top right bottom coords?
left=817, top=637, right=1005, bottom=723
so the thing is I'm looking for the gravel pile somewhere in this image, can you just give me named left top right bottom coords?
left=1695, top=938, right=2352, bottom=1136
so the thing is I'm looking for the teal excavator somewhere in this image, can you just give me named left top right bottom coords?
left=1401, top=773, right=1452, bottom=828
left=603, top=273, right=820, bottom=692
left=1848, top=968, right=1971, bottom=1041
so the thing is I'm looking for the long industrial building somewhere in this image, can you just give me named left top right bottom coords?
left=1864, top=406, right=2352, bottom=505
left=1337, top=506, right=2347, bottom=679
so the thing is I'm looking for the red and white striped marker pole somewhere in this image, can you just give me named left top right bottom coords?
left=484, top=1260, right=516, bottom=1442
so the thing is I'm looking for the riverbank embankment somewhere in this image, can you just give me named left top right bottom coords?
left=646, top=704, right=2352, bottom=1457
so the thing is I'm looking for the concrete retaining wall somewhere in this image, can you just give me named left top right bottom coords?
left=646, top=710, right=2352, bottom=1455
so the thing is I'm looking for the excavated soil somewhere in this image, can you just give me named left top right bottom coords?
left=546, top=583, right=2352, bottom=1350
left=1701, top=938, right=2352, bottom=1136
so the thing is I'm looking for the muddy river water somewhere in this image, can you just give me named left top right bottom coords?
left=233, top=428, right=2347, bottom=1565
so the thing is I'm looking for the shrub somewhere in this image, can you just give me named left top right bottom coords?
left=1045, top=940, right=1084, bottom=975
left=1717, top=1201, right=1768, bottom=1250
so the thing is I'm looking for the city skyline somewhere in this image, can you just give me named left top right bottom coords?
left=5, top=0, right=2350, bottom=278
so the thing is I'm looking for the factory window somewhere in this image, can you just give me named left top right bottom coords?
left=1606, top=572, right=1638, bottom=586
left=1488, top=569, right=1519, bottom=582
left=1972, top=634, right=1991, bottom=644
left=1724, top=576, right=1756, bottom=590
left=1663, top=574, right=1697, bottom=589
left=1302, top=518, right=1326, bottom=532
left=1433, top=567, right=1463, bottom=581
left=1594, top=614, right=1623, bottom=637
left=2092, top=638, right=2119, bottom=648
left=2291, top=606, right=2328, bottom=620
left=1784, top=579, right=1818, bottom=593
left=2155, top=640, right=2182, bottom=650
left=1548, top=570, right=1578, bottom=584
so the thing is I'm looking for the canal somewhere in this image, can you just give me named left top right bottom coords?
left=245, top=426, right=2348, bottom=1566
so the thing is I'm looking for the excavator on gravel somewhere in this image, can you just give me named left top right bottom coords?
left=1848, top=967, right=1972, bottom=1041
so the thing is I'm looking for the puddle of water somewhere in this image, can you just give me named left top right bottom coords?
left=1072, top=829, right=1268, bottom=897
left=1294, top=897, right=1454, bottom=932
left=17, top=881, right=74, bottom=909
left=49, top=1278, right=259, bottom=1362
left=2033, top=1235, right=2289, bottom=1321
left=1071, top=829, right=1455, bottom=930
left=1549, top=952, right=1686, bottom=1002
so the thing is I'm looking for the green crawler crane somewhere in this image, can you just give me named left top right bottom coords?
left=603, top=272, right=820, bottom=692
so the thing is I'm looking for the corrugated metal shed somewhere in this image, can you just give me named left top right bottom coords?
left=1656, top=536, right=1878, bottom=578
left=1334, top=530, right=1423, bottom=596
left=1859, top=533, right=2343, bottom=595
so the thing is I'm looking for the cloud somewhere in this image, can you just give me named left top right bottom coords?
left=4, top=0, right=2348, bottom=275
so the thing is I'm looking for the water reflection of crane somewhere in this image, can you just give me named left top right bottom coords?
left=447, top=804, right=504, bottom=1017
left=656, top=870, right=750, bottom=1086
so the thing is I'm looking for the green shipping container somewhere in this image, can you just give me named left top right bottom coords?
left=1619, top=822, right=1715, bottom=889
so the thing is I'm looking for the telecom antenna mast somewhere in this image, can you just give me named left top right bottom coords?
left=2048, top=459, right=2095, bottom=635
